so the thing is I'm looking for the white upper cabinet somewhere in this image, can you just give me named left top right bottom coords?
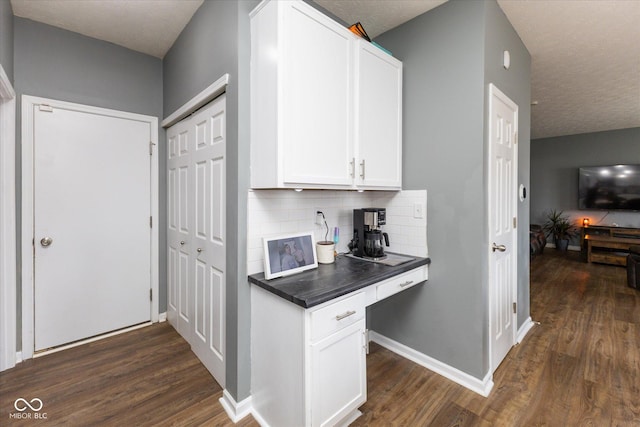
left=354, top=40, right=403, bottom=189
left=250, top=0, right=402, bottom=190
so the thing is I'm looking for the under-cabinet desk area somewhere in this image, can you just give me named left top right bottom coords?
left=248, top=254, right=430, bottom=427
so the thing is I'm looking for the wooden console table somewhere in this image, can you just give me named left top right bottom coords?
left=583, top=226, right=640, bottom=266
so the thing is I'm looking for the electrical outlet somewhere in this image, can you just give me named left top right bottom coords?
left=413, top=203, right=424, bottom=219
left=316, top=211, right=324, bottom=225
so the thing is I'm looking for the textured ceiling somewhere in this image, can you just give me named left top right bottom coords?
left=9, top=0, right=640, bottom=139
left=497, top=0, right=640, bottom=139
left=10, top=0, right=204, bottom=59
left=317, top=0, right=640, bottom=140
left=315, top=0, right=447, bottom=38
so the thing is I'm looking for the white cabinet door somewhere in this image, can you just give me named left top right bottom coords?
left=250, top=0, right=354, bottom=189
left=354, top=40, right=403, bottom=189
left=281, top=2, right=353, bottom=186
left=310, top=319, right=367, bottom=427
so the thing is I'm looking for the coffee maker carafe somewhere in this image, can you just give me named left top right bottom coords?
left=349, top=208, right=390, bottom=259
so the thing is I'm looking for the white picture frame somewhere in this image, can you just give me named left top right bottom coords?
left=263, top=232, right=318, bottom=280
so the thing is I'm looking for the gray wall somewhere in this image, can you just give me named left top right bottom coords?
left=531, top=127, right=640, bottom=227
left=0, top=0, right=13, bottom=81
left=483, top=0, right=532, bottom=339
left=163, top=0, right=258, bottom=403
left=369, top=0, right=530, bottom=380
left=15, top=18, right=162, bottom=115
left=14, top=17, right=164, bottom=348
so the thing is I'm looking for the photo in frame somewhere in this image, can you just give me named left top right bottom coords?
left=263, top=232, right=318, bottom=280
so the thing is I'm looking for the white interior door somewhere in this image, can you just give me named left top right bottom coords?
left=488, top=83, right=518, bottom=372
left=167, top=95, right=226, bottom=387
left=33, top=104, right=152, bottom=351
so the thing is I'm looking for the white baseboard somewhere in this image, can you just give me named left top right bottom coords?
left=219, top=389, right=253, bottom=424
left=158, top=312, right=167, bottom=322
left=516, top=317, right=536, bottom=344
left=250, top=408, right=270, bottom=427
left=16, top=351, right=22, bottom=364
left=369, top=331, right=494, bottom=397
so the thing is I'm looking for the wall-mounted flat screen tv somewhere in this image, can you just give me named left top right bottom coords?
left=579, top=165, right=640, bottom=211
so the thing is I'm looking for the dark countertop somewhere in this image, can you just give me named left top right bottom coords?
left=248, top=254, right=431, bottom=308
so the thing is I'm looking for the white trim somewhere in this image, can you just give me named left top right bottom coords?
left=370, top=331, right=494, bottom=397
left=161, top=73, right=229, bottom=128
left=0, top=64, right=16, bottom=372
left=21, top=95, right=159, bottom=360
left=219, top=389, right=253, bottom=424
left=150, top=114, right=159, bottom=323
left=158, top=312, right=167, bottom=322
left=250, top=408, right=270, bottom=427
left=516, top=316, right=536, bottom=344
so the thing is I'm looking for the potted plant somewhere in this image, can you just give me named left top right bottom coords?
left=543, top=209, right=578, bottom=251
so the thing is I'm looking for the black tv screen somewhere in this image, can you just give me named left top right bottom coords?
left=579, top=165, right=640, bottom=211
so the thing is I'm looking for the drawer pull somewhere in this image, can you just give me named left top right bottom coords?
left=335, top=310, right=356, bottom=321
left=400, top=280, right=414, bottom=287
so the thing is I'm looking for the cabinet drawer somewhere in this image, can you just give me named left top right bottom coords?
left=376, top=268, right=426, bottom=301
left=310, top=293, right=365, bottom=342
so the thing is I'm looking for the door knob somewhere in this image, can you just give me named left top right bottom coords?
left=492, top=243, right=506, bottom=252
left=40, top=237, right=53, bottom=247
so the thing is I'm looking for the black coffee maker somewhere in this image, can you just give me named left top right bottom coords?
left=349, top=208, right=390, bottom=259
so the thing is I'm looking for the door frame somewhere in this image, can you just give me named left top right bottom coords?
left=487, top=83, right=518, bottom=373
left=21, top=95, right=159, bottom=360
left=0, top=64, right=16, bottom=371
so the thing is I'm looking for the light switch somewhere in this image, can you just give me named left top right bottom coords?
left=413, top=203, right=424, bottom=219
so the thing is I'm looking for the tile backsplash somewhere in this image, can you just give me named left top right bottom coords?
left=247, top=189, right=428, bottom=275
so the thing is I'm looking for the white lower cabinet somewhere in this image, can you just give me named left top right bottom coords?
left=251, top=287, right=366, bottom=427
left=311, top=319, right=367, bottom=427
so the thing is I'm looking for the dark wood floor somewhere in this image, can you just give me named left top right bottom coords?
left=1, top=250, right=639, bottom=426
left=354, top=250, right=640, bottom=426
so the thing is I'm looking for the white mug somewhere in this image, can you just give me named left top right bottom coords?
left=316, top=241, right=335, bottom=264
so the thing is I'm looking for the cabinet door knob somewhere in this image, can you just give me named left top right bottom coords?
left=197, top=248, right=203, bottom=253
left=180, top=241, right=185, bottom=246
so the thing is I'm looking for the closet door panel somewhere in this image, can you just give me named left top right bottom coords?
left=167, top=124, right=192, bottom=339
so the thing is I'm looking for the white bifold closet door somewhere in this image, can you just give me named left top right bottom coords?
left=167, top=95, right=226, bottom=387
